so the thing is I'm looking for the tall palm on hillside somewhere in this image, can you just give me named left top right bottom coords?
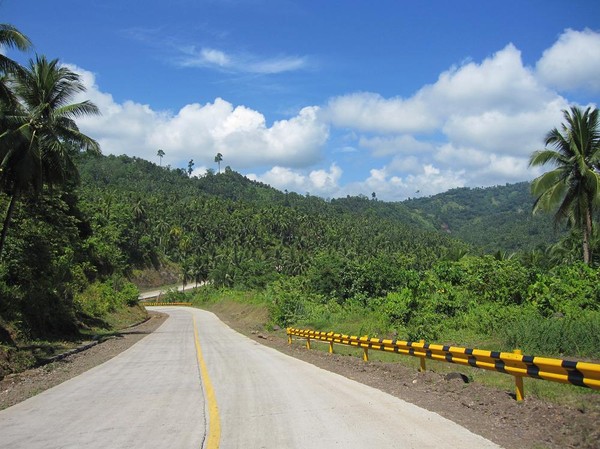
left=529, top=106, right=600, bottom=265
left=0, top=55, right=101, bottom=259
left=214, top=152, right=223, bottom=173
left=0, top=24, right=32, bottom=105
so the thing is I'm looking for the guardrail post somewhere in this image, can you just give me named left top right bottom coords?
left=513, top=349, right=525, bottom=401
left=363, top=347, right=369, bottom=362
left=287, top=334, right=292, bottom=345
left=306, top=338, right=311, bottom=350
left=419, top=339, right=427, bottom=372
left=329, top=341, right=334, bottom=354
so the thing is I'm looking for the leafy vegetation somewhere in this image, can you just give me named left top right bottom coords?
left=530, top=106, right=600, bottom=264
left=401, top=182, right=560, bottom=253
left=0, top=25, right=141, bottom=363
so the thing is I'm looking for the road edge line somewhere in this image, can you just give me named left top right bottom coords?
left=193, top=315, right=221, bottom=449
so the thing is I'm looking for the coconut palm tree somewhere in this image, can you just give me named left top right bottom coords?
left=214, top=152, right=223, bottom=173
left=529, top=106, right=600, bottom=264
left=0, top=24, right=32, bottom=105
left=0, top=55, right=100, bottom=259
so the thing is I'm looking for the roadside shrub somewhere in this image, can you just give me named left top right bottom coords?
left=266, top=277, right=310, bottom=326
left=75, top=278, right=140, bottom=318
left=456, top=256, right=530, bottom=305
left=406, top=311, right=444, bottom=341
left=381, top=289, right=415, bottom=324
left=526, top=263, right=600, bottom=317
left=161, top=288, right=188, bottom=303
left=459, top=302, right=533, bottom=336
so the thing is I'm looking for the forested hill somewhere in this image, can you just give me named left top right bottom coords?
left=329, top=183, right=559, bottom=253
left=76, top=154, right=469, bottom=287
left=78, top=154, right=558, bottom=257
left=401, top=183, right=560, bottom=252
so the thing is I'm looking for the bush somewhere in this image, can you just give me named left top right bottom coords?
left=161, top=288, right=189, bottom=303
left=266, top=277, right=310, bottom=326
left=75, top=278, right=139, bottom=318
left=452, top=256, right=530, bottom=305
left=526, top=263, right=600, bottom=317
left=381, top=289, right=415, bottom=324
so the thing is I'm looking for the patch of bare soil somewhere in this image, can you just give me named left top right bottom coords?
left=0, top=311, right=167, bottom=411
left=213, top=310, right=600, bottom=449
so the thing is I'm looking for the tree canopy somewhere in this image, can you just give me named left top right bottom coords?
left=530, top=106, right=600, bottom=264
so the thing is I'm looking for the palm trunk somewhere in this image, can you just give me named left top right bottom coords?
left=0, top=190, right=19, bottom=261
left=583, top=207, right=593, bottom=265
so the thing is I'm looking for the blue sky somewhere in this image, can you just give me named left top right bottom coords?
left=4, top=0, right=600, bottom=200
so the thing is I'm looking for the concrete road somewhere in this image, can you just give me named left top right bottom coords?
left=138, top=283, right=201, bottom=300
left=0, top=307, right=503, bottom=448
left=0, top=310, right=206, bottom=449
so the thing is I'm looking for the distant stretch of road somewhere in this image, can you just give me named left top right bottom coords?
left=138, top=283, right=200, bottom=300
left=0, top=308, right=502, bottom=448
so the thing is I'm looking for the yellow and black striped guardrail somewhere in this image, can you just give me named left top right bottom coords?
left=142, top=302, right=192, bottom=306
left=286, top=327, right=600, bottom=401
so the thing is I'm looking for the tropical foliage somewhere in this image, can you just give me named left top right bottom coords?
left=0, top=55, right=100, bottom=258
left=530, top=106, right=600, bottom=264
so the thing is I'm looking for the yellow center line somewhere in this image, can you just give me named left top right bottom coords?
left=193, top=315, right=221, bottom=449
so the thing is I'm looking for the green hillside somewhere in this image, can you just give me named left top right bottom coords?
left=401, top=183, right=561, bottom=252
left=76, top=154, right=469, bottom=281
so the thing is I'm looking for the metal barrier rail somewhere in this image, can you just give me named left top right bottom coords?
left=286, top=327, right=600, bottom=401
left=143, top=302, right=192, bottom=306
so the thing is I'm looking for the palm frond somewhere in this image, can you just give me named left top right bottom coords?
left=529, top=149, right=566, bottom=167
left=55, top=101, right=100, bottom=119
left=0, top=24, right=32, bottom=52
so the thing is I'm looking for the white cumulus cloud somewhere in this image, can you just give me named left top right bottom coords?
left=247, top=164, right=342, bottom=197
left=321, top=39, right=580, bottom=198
left=536, top=28, right=600, bottom=93
left=65, top=28, right=599, bottom=202
left=69, top=66, right=328, bottom=170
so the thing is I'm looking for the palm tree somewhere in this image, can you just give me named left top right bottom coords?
left=0, top=55, right=101, bottom=259
left=214, top=152, right=223, bottom=173
left=529, top=106, right=600, bottom=265
left=157, top=148, right=164, bottom=166
left=0, top=24, right=32, bottom=105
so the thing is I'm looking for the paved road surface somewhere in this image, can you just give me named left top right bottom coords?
left=0, top=307, right=502, bottom=448
left=139, top=284, right=201, bottom=300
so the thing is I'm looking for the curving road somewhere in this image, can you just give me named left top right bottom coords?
left=0, top=307, right=503, bottom=448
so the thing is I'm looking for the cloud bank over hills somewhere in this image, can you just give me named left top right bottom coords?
left=73, top=28, right=599, bottom=201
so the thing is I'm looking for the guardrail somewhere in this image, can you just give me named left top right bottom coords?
left=142, top=302, right=192, bottom=306
left=286, top=327, right=600, bottom=401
